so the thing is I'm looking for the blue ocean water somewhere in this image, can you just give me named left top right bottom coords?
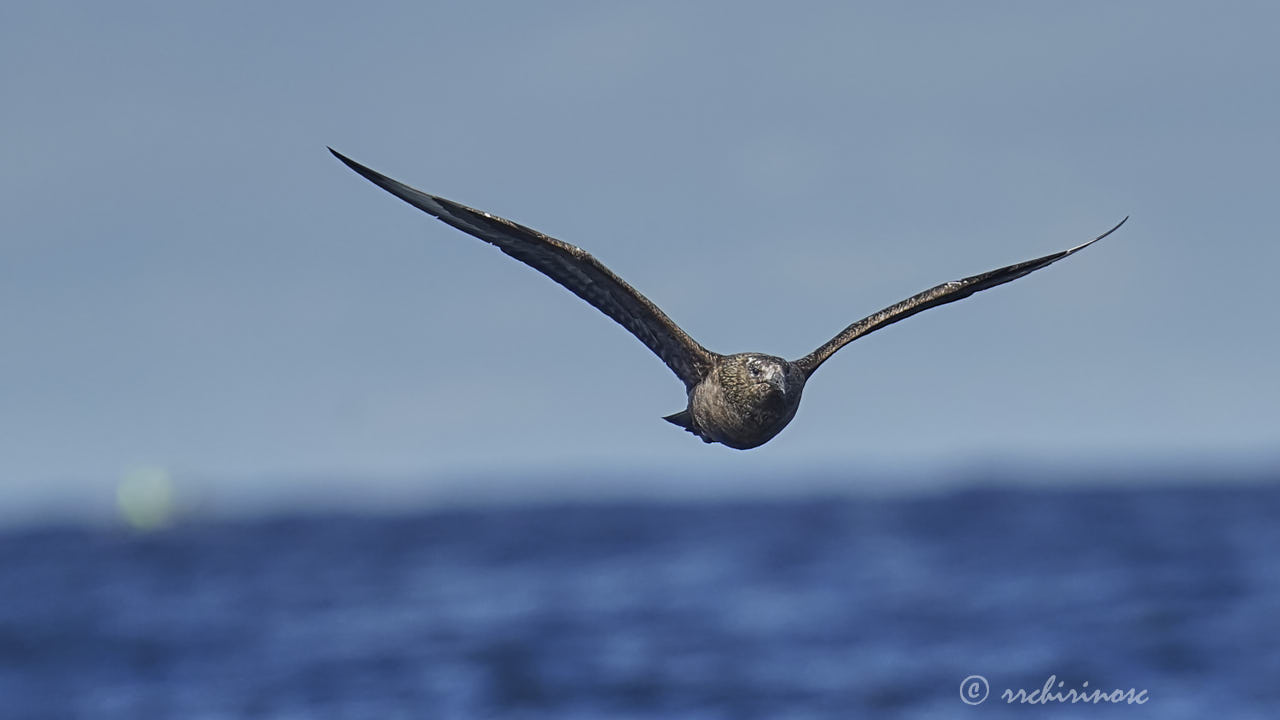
left=2, top=483, right=1278, bottom=719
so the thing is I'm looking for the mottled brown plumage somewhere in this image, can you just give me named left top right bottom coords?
left=331, top=148, right=1126, bottom=450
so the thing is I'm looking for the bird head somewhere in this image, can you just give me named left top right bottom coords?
left=721, top=353, right=803, bottom=407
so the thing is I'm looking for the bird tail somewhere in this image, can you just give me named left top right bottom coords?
left=663, top=410, right=712, bottom=443
left=663, top=410, right=694, bottom=430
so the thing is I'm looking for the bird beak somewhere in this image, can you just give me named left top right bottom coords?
left=766, top=367, right=787, bottom=395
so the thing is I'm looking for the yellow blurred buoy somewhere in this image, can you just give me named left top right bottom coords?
left=116, top=466, right=176, bottom=531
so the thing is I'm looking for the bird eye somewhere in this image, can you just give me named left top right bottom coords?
left=749, top=366, right=761, bottom=377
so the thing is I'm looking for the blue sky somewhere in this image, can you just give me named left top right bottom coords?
left=3, top=2, right=1277, bottom=520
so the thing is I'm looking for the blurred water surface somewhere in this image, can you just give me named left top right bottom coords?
left=2, top=483, right=1278, bottom=719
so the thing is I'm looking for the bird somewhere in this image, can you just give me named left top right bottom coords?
left=329, top=148, right=1126, bottom=450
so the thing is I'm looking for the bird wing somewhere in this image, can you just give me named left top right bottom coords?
left=793, top=218, right=1128, bottom=377
left=330, top=148, right=717, bottom=389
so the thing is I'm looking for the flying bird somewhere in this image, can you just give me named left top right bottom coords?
left=330, top=148, right=1126, bottom=450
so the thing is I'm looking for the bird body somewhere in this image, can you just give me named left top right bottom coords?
left=672, top=353, right=807, bottom=449
left=330, top=148, right=1126, bottom=450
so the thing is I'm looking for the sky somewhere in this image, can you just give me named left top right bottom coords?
left=2, top=2, right=1277, bottom=522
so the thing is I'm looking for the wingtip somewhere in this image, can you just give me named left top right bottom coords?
left=1068, top=215, right=1129, bottom=253
left=1100, top=215, right=1129, bottom=239
left=328, top=146, right=359, bottom=170
left=327, top=147, right=392, bottom=189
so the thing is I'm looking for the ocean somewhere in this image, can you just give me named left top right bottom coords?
left=2, top=482, right=1278, bottom=719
